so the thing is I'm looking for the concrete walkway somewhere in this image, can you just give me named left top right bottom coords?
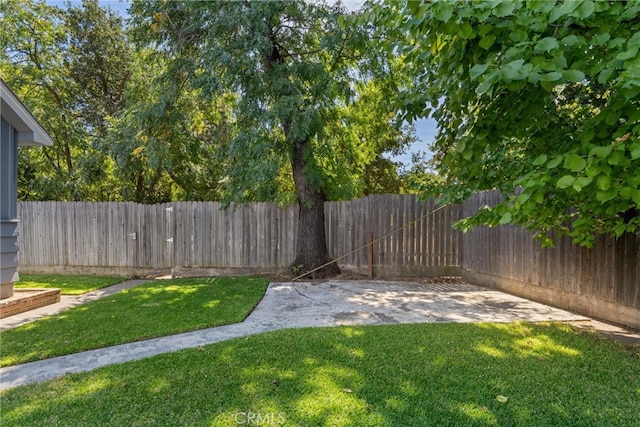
left=0, top=279, right=606, bottom=390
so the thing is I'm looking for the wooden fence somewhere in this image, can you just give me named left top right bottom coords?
left=462, top=191, right=640, bottom=328
left=15, top=193, right=640, bottom=328
left=16, top=195, right=462, bottom=277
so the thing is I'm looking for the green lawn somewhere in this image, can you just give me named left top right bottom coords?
left=14, top=274, right=127, bottom=295
left=1, top=277, right=269, bottom=367
left=1, top=322, right=639, bottom=426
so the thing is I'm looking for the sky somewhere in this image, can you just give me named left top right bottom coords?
left=45, top=0, right=438, bottom=168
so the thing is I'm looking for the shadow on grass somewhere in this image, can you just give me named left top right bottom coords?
left=2, top=322, right=639, bottom=426
left=0, top=277, right=269, bottom=367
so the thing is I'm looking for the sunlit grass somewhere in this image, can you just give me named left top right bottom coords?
left=2, top=322, right=639, bottom=426
left=14, top=274, right=127, bottom=295
left=0, top=277, right=269, bottom=367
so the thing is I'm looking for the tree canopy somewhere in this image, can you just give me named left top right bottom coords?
left=2, top=0, right=414, bottom=206
left=1, top=0, right=131, bottom=200
left=374, top=0, right=640, bottom=247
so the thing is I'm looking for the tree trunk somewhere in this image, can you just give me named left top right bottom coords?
left=289, top=139, right=340, bottom=278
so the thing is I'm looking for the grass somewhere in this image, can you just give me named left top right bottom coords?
left=1, top=322, right=639, bottom=426
left=0, top=277, right=269, bottom=367
left=13, top=274, right=127, bottom=295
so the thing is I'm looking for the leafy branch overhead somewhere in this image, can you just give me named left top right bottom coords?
left=374, top=0, right=640, bottom=246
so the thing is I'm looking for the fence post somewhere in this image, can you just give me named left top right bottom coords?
left=165, top=205, right=174, bottom=276
left=367, top=232, right=374, bottom=278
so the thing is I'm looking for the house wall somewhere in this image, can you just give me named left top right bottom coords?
left=1, top=117, right=19, bottom=298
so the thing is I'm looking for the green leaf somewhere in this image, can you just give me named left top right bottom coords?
left=605, top=110, right=621, bottom=125
left=532, top=154, right=547, bottom=166
left=469, top=63, right=490, bottom=80
left=535, top=37, right=559, bottom=53
left=433, top=4, right=454, bottom=22
left=533, top=192, right=545, bottom=203
left=557, top=175, right=575, bottom=189
left=598, top=68, right=615, bottom=84
left=547, top=156, right=563, bottom=169
left=616, top=46, right=639, bottom=61
left=589, top=145, right=613, bottom=158
left=572, top=1, right=595, bottom=18
left=619, top=186, right=633, bottom=199
left=539, top=72, right=563, bottom=81
left=591, top=33, right=610, bottom=46
left=596, top=190, right=616, bottom=203
left=459, top=23, right=475, bottom=39
left=630, top=143, right=640, bottom=160
left=476, top=79, right=492, bottom=95
left=608, top=151, right=627, bottom=165
left=550, top=0, right=580, bottom=22
left=629, top=31, right=640, bottom=48
left=479, top=34, right=496, bottom=50
left=613, top=222, right=627, bottom=237
left=475, top=71, right=500, bottom=95
left=585, top=165, right=601, bottom=177
left=552, top=54, right=567, bottom=70
left=573, top=176, right=593, bottom=192
left=627, top=175, right=640, bottom=188
left=622, top=85, right=640, bottom=100
left=501, top=59, right=525, bottom=80
left=516, top=192, right=531, bottom=205
left=540, top=81, right=554, bottom=92
left=493, top=1, right=515, bottom=17
left=563, top=69, right=585, bottom=82
left=564, top=154, right=587, bottom=172
left=608, top=37, right=626, bottom=50
left=561, top=35, right=582, bottom=46
left=509, top=30, right=527, bottom=42
left=527, top=72, right=541, bottom=84
left=499, top=212, right=512, bottom=225
left=596, top=175, right=612, bottom=191
left=620, top=4, right=640, bottom=20
left=581, top=129, right=595, bottom=144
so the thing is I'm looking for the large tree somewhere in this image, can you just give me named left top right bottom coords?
left=101, top=47, right=239, bottom=203
left=1, top=0, right=131, bottom=200
left=130, top=0, right=408, bottom=276
left=375, top=0, right=640, bottom=247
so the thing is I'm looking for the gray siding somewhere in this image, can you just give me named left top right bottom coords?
left=1, top=118, right=19, bottom=288
left=0, top=222, right=19, bottom=287
left=1, top=118, right=18, bottom=221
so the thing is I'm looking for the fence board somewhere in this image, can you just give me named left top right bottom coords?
left=462, top=191, right=640, bottom=327
left=17, top=195, right=461, bottom=277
